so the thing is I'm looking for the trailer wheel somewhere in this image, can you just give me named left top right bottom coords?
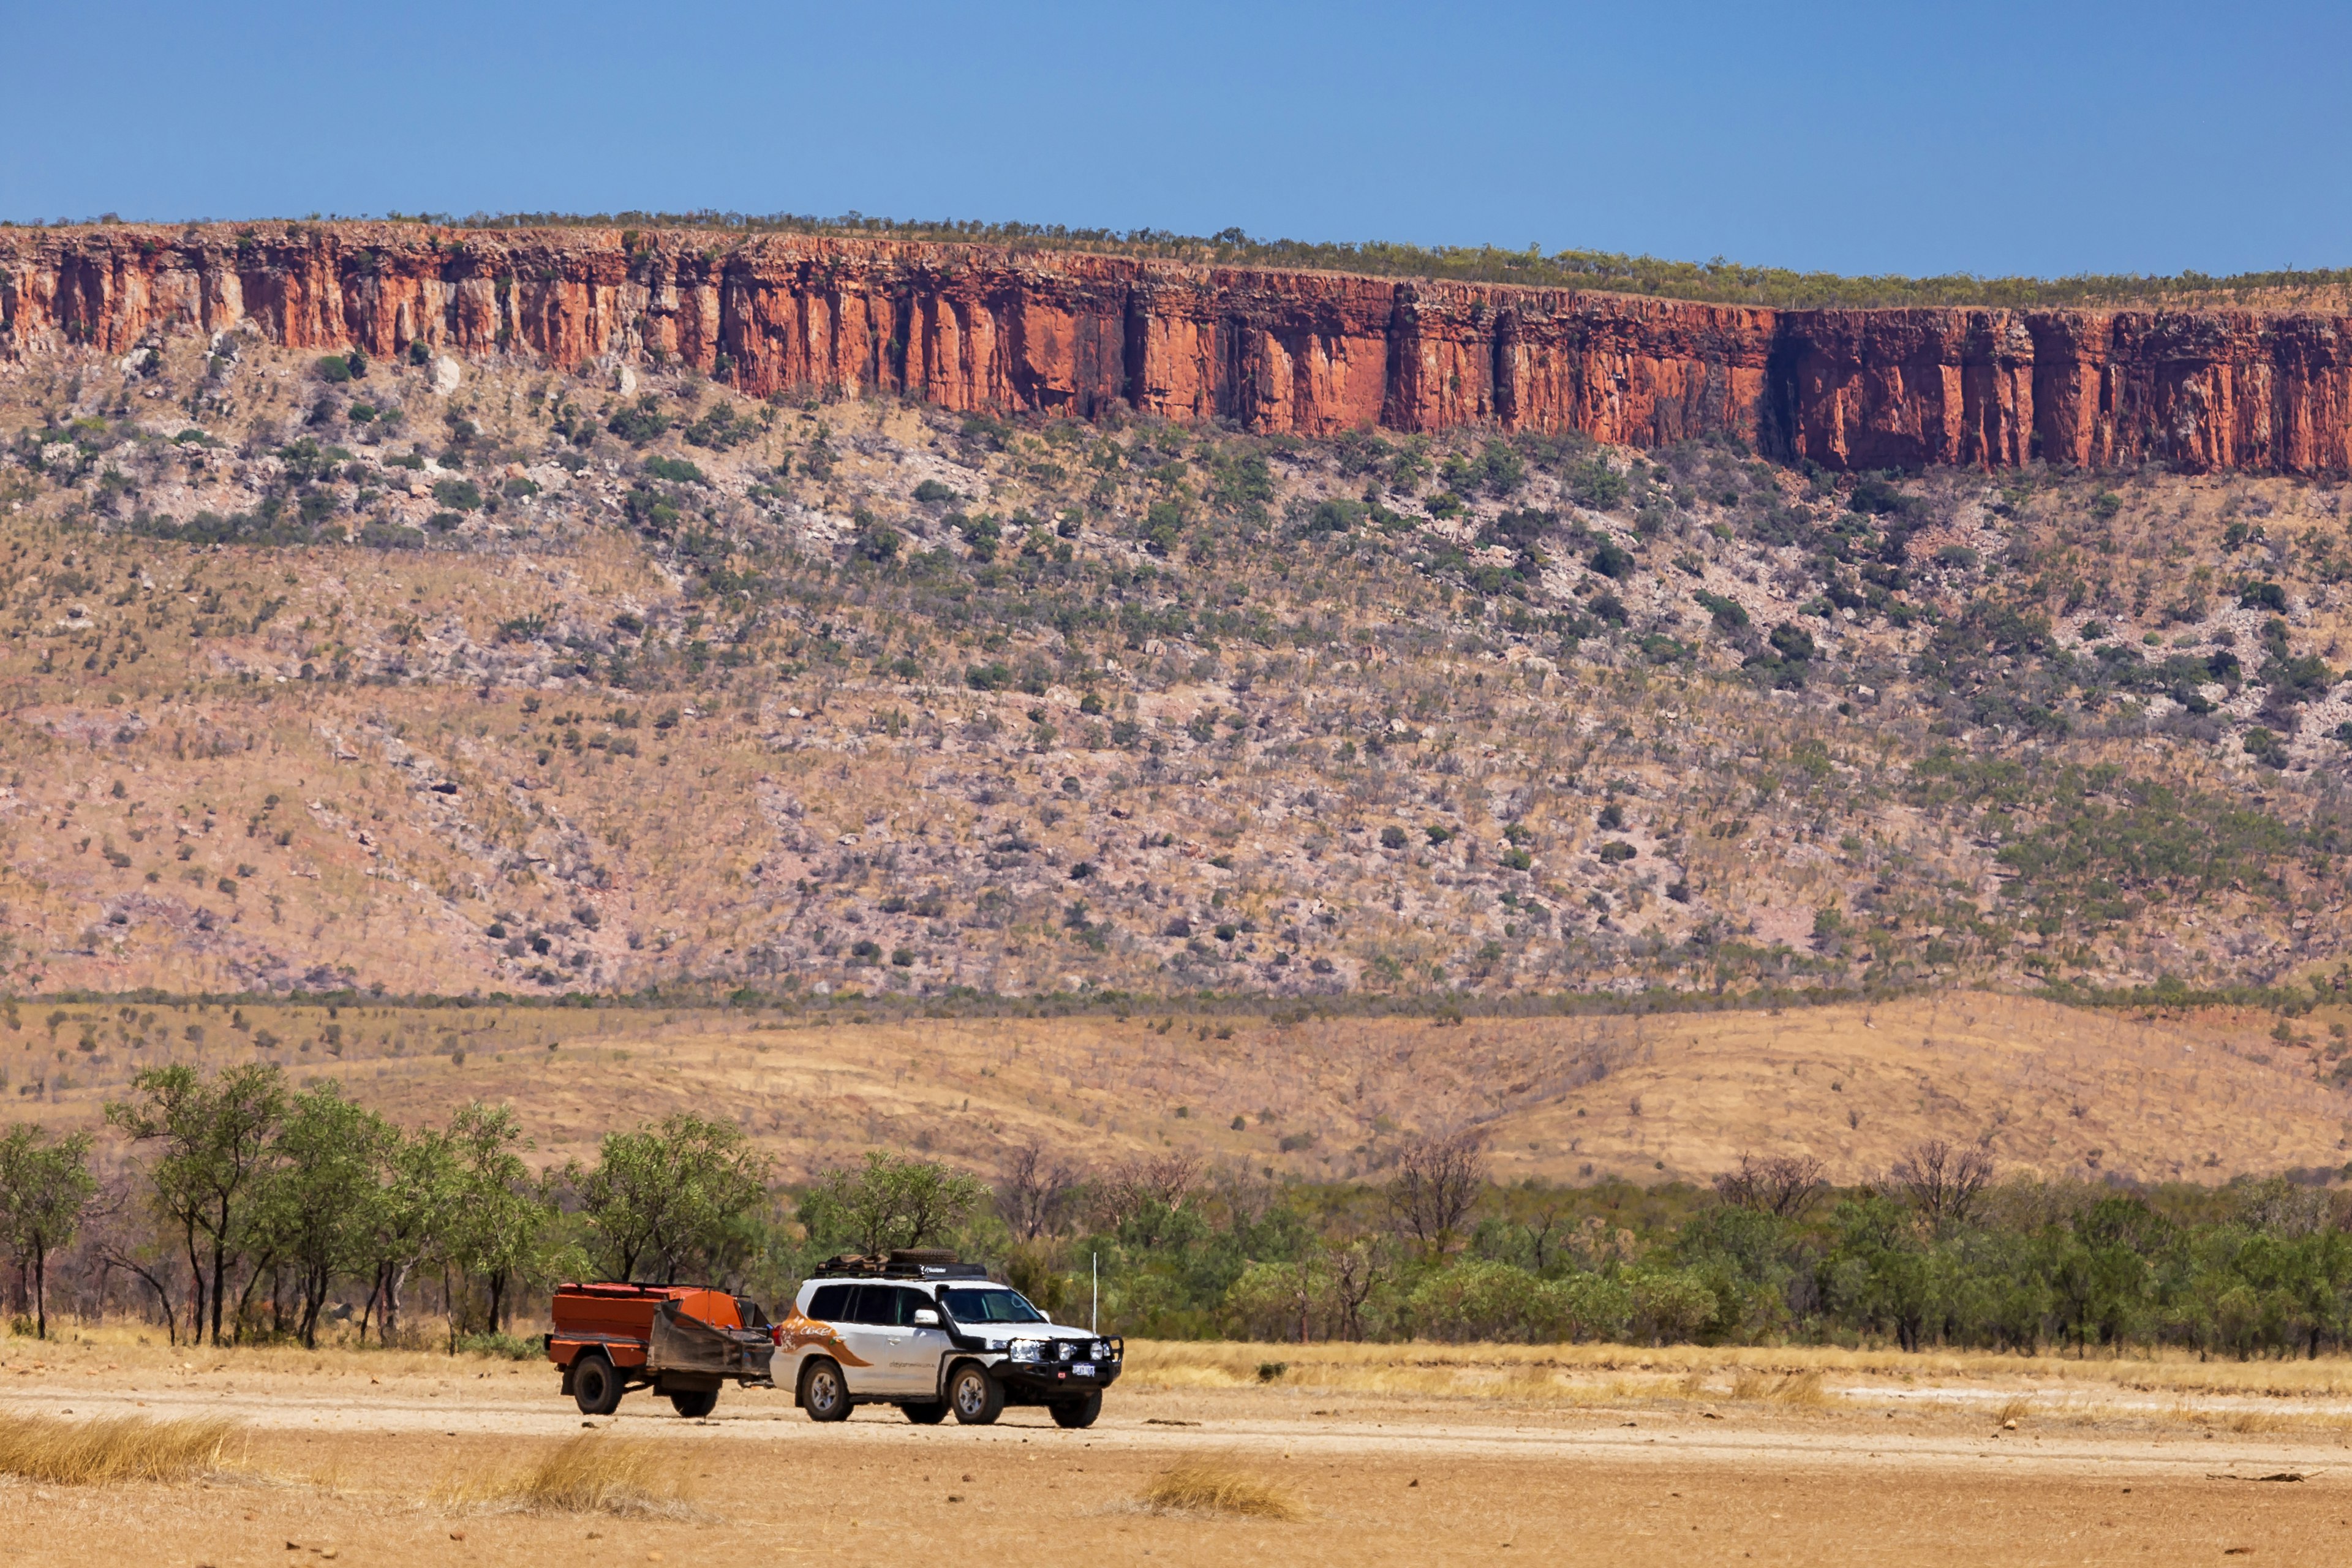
left=948, top=1363, right=1004, bottom=1426
left=572, top=1352, right=624, bottom=1416
left=1049, top=1392, right=1102, bottom=1429
left=902, top=1399, right=949, bottom=1425
left=668, top=1387, right=718, bottom=1419
left=799, top=1358, right=851, bottom=1423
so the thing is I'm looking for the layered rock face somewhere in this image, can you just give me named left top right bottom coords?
left=7, top=222, right=2352, bottom=473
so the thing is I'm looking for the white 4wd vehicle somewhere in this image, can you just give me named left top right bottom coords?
left=774, top=1253, right=1122, bottom=1428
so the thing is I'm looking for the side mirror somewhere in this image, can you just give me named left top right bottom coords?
left=911, top=1308, right=940, bottom=1327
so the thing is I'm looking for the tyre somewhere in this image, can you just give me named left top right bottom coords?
left=948, top=1363, right=1004, bottom=1426
left=572, top=1352, right=623, bottom=1416
left=668, top=1387, right=719, bottom=1419
left=1049, top=1391, right=1102, bottom=1429
left=799, top=1358, right=851, bottom=1423
left=902, top=1400, right=949, bottom=1425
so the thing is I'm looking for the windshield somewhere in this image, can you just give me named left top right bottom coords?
left=940, top=1287, right=1048, bottom=1324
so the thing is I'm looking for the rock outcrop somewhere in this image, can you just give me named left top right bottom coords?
left=7, top=221, right=2352, bottom=473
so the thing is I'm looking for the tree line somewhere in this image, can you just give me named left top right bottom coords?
left=402, top=209, right=2342, bottom=311
left=994, top=1138, right=2352, bottom=1360
left=4, top=1066, right=2351, bottom=1360
left=0, top=1065, right=771, bottom=1348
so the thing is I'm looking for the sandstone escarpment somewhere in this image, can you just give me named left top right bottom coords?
left=7, top=221, right=2352, bottom=472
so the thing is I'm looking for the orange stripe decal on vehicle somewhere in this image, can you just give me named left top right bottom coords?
left=774, top=1308, right=873, bottom=1367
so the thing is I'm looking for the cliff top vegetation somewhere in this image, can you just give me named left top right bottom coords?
left=10, top=208, right=2337, bottom=313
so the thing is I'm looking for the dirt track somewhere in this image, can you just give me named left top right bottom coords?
left=6, top=1351, right=2352, bottom=1565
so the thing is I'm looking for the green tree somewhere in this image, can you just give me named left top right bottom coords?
left=0, top=1125, right=96, bottom=1338
left=366, top=1123, right=459, bottom=1346
left=802, top=1152, right=988, bottom=1258
left=440, top=1102, right=558, bottom=1341
left=1224, top=1254, right=1333, bottom=1342
left=1819, top=1191, right=1942, bottom=1351
left=576, top=1113, right=770, bottom=1283
left=107, top=1064, right=287, bottom=1347
left=252, top=1082, right=387, bottom=1348
left=1627, top=1265, right=1724, bottom=1344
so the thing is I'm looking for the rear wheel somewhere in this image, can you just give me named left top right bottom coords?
left=572, top=1352, right=623, bottom=1417
left=1050, top=1391, right=1102, bottom=1429
left=948, top=1363, right=1004, bottom=1426
left=668, top=1387, right=719, bottom=1419
left=799, top=1358, right=851, bottom=1423
left=902, top=1400, right=949, bottom=1425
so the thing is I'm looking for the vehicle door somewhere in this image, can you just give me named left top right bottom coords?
left=786, top=1284, right=866, bottom=1392
left=831, top=1285, right=906, bottom=1395
left=895, top=1287, right=953, bottom=1396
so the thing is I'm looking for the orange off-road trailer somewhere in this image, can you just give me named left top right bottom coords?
left=546, top=1282, right=776, bottom=1417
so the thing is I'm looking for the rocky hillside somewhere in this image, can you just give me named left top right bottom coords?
left=1, top=326, right=2351, bottom=1005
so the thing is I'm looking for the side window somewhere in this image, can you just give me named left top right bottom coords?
left=898, top=1288, right=938, bottom=1327
left=848, top=1285, right=897, bottom=1325
left=806, top=1284, right=852, bottom=1321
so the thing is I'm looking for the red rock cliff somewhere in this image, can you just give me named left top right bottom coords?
left=7, top=222, right=2352, bottom=473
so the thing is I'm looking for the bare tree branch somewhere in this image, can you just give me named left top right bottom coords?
left=1714, top=1153, right=1828, bottom=1219
left=995, top=1143, right=1078, bottom=1242
left=1096, top=1152, right=1204, bottom=1234
left=1890, top=1139, right=1992, bottom=1226
left=1386, top=1130, right=1487, bottom=1254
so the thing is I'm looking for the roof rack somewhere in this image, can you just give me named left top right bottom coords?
left=816, top=1250, right=992, bottom=1280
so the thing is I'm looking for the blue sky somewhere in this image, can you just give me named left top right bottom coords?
left=2, top=0, right=2346, bottom=280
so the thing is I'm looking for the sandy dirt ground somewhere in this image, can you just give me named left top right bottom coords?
left=4, top=1340, right=2352, bottom=1564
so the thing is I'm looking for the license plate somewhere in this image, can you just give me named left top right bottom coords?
left=1074, top=1362, right=1095, bottom=1376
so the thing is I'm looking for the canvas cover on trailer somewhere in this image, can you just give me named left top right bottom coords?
left=648, top=1297, right=775, bottom=1381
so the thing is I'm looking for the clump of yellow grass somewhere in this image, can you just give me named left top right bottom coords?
left=0, top=1412, right=234, bottom=1484
left=442, top=1433, right=693, bottom=1516
left=1728, top=1368, right=1828, bottom=1406
left=1139, top=1458, right=1302, bottom=1520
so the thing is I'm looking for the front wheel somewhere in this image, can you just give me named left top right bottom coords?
left=573, top=1352, right=623, bottom=1416
left=902, top=1400, right=949, bottom=1425
left=1050, top=1392, right=1102, bottom=1429
left=799, top=1359, right=851, bottom=1423
left=668, top=1387, right=718, bottom=1419
left=948, top=1363, right=1004, bottom=1426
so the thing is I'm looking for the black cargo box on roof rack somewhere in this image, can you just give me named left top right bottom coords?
left=816, top=1249, right=992, bottom=1280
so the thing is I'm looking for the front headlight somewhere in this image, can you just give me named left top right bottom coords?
left=984, top=1337, right=1009, bottom=1352
left=1091, top=1341, right=1110, bottom=1361
left=1009, top=1340, right=1044, bottom=1363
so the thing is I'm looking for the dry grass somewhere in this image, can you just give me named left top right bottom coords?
left=5, top=998, right=2346, bottom=1193
left=439, top=1433, right=695, bottom=1517
left=1996, top=1396, right=2034, bottom=1425
left=1730, top=1368, right=1829, bottom=1406
left=0, top=1325, right=548, bottom=1381
left=1128, top=1340, right=1838, bottom=1409
left=1138, top=1459, right=1302, bottom=1521
left=2154, top=1401, right=2352, bottom=1435
left=1126, top=1338, right=2352, bottom=1409
left=20, top=993, right=2347, bottom=1190
left=0, top=1412, right=234, bottom=1485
